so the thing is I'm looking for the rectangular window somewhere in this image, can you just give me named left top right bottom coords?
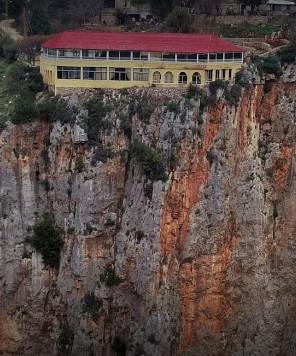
left=133, top=51, right=149, bottom=60
left=229, top=69, right=232, bottom=79
left=206, top=70, right=213, bottom=81
left=58, top=49, right=79, bottom=58
left=234, top=52, right=243, bottom=61
left=177, top=53, right=197, bottom=62
left=109, top=51, right=120, bottom=59
left=57, top=66, right=81, bottom=79
left=109, top=67, right=131, bottom=81
left=120, top=51, right=131, bottom=60
left=95, top=50, right=107, bottom=59
left=216, top=70, right=220, bottom=79
left=217, top=53, right=224, bottom=61
left=82, top=49, right=91, bottom=58
left=225, top=52, right=234, bottom=61
left=198, top=54, right=208, bottom=62
left=58, top=49, right=65, bottom=57
left=72, top=49, right=80, bottom=57
left=162, top=53, right=175, bottom=61
left=221, top=69, right=226, bottom=79
left=109, top=51, right=130, bottom=60
left=209, top=53, right=216, bottom=62
left=83, top=67, right=107, bottom=80
left=48, top=49, right=56, bottom=57
left=150, top=52, right=162, bottom=61
left=133, top=68, right=149, bottom=81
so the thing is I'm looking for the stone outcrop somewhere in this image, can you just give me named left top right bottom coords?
left=0, top=77, right=295, bottom=355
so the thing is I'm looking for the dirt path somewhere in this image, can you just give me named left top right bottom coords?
left=0, top=19, right=23, bottom=41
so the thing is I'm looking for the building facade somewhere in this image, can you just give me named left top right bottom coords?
left=40, top=31, right=244, bottom=94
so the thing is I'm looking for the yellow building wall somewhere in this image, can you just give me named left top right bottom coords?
left=40, top=57, right=243, bottom=93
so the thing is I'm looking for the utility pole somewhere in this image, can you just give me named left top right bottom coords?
left=5, top=0, right=9, bottom=18
left=22, top=5, right=27, bottom=37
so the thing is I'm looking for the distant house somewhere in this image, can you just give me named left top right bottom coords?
left=102, top=0, right=151, bottom=25
left=260, top=0, right=296, bottom=14
left=220, top=0, right=243, bottom=15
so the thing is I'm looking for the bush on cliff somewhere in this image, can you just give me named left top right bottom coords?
left=27, top=213, right=63, bottom=269
left=37, top=95, right=75, bottom=124
left=7, top=63, right=44, bottom=124
left=84, top=94, right=112, bottom=145
left=209, top=79, right=228, bottom=95
left=5, top=62, right=43, bottom=96
left=259, top=55, right=282, bottom=77
left=100, top=265, right=122, bottom=287
left=224, top=84, right=242, bottom=106
left=10, top=94, right=37, bottom=124
left=278, top=45, right=296, bottom=64
left=81, top=292, right=102, bottom=317
left=132, top=142, right=167, bottom=182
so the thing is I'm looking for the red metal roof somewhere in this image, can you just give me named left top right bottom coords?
left=42, top=31, right=244, bottom=54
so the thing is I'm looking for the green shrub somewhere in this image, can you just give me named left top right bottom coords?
left=136, top=100, right=154, bottom=124
left=100, top=265, right=122, bottom=287
left=166, top=7, right=192, bottom=33
left=111, top=336, right=126, bottom=356
left=56, top=327, right=74, bottom=356
left=91, top=144, right=114, bottom=166
left=186, top=84, right=209, bottom=110
left=37, top=96, right=75, bottom=124
left=41, top=147, right=50, bottom=166
left=119, top=113, right=132, bottom=138
left=186, top=84, right=200, bottom=99
left=41, top=178, right=50, bottom=192
left=0, top=33, right=16, bottom=61
left=84, top=94, right=112, bottom=145
left=209, top=79, right=228, bottom=95
left=166, top=101, right=180, bottom=114
left=259, top=56, right=282, bottom=76
left=27, top=213, right=63, bottom=269
left=75, top=158, right=85, bottom=173
left=10, top=94, right=37, bottom=124
left=278, top=45, right=296, bottom=64
left=135, top=230, right=145, bottom=242
left=235, top=69, right=250, bottom=87
left=5, top=62, right=43, bottom=96
left=0, top=117, right=7, bottom=132
left=224, top=84, right=242, bottom=106
left=132, top=142, right=167, bottom=182
left=81, top=292, right=102, bottom=316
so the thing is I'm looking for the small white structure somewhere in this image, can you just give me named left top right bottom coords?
left=261, top=0, right=296, bottom=14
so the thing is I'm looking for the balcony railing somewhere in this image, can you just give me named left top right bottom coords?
left=41, top=50, right=243, bottom=64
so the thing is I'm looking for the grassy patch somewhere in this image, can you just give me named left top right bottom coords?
left=220, top=23, right=278, bottom=38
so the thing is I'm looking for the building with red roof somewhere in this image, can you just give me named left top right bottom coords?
left=40, top=31, right=244, bottom=93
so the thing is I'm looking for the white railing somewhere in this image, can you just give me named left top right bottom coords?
left=42, top=51, right=243, bottom=64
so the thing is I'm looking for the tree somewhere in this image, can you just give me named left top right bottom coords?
left=166, top=7, right=192, bottom=32
left=15, top=35, right=48, bottom=65
left=240, top=0, right=262, bottom=14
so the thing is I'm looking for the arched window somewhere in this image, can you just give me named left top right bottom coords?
left=178, top=72, right=187, bottom=84
left=192, top=72, right=201, bottom=85
left=153, top=71, right=161, bottom=83
left=164, top=71, right=174, bottom=83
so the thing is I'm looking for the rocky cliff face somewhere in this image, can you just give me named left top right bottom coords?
left=0, top=73, right=295, bottom=356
